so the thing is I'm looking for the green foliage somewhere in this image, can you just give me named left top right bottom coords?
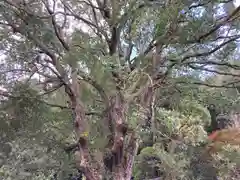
left=0, top=83, right=48, bottom=132
left=0, top=83, right=78, bottom=180
left=0, top=0, right=240, bottom=179
left=177, top=99, right=210, bottom=123
left=213, top=145, right=240, bottom=179
left=0, top=136, right=71, bottom=180
left=134, top=141, right=190, bottom=179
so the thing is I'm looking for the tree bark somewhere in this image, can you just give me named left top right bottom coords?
left=102, top=93, right=139, bottom=180
left=124, top=132, right=139, bottom=180
left=68, top=71, right=101, bottom=180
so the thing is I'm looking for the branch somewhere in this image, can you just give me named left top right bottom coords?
left=95, top=0, right=111, bottom=23
left=43, top=0, right=70, bottom=51
left=139, top=3, right=240, bottom=60
left=188, top=64, right=240, bottom=77
left=77, top=70, right=110, bottom=108
left=40, top=101, right=101, bottom=116
left=179, top=35, right=240, bottom=63
left=0, top=69, right=31, bottom=74
left=177, top=80, right=240, bottom=89
left=2, top=20, right=73, bottom=96
left=186, top=60, right=240, bottom=70
left=61, top=0, right=109, bottom=41
left=1, top=3, right=67, bottom=82
left=188, top=0, right=211, bottom=10
left=39, top=82, right=64, bottom=96
left=118, top=0, right=165, bottom=31
left=0, top=89, right=101, bottom=116
left=190, top=5, right=240, bottom=43
left=87, top=0, right=100, bottom=35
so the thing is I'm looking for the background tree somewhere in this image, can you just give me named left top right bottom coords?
left=0, top=0, right=240, bottom=179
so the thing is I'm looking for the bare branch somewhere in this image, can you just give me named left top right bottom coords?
left=61, top=0, right=109, bottom=41
left=178, top=35, right=240, bottom=63
left=0, top=89, right=100, bottom=116
left=136, top=3, right=240, bottom=62
left=188, top=0, right=211, bottom=10
left=43, top=0, right=70, bottom=51
left=187, top=60, right=240, bottom=70
left=188, top=64, right=240, bottom=77
left=191, top=5, right=240, bottom=43
left=177, top=80, right=240, bottom=89
left=0, top=69, right=31, bottom=74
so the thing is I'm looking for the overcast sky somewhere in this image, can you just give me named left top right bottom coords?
left=234, top=0, right=240, bottom=6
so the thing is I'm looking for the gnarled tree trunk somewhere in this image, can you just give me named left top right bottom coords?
left=102, top=93, right=139, bottom=180
left=67, top=72, right=101, bottom=180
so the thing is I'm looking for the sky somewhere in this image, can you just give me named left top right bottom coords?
left=235, top=0, right=240, bottom=6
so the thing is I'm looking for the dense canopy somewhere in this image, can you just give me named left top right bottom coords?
left=0, top=0, right=240, bottom=180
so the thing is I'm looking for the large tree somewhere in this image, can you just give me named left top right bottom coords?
left=0, top=0, right=240, bottom=179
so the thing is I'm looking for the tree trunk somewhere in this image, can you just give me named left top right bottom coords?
left=124, top=132, right=139, bottom=180
left=102, top=93, right=139, bottom=180
left=67, top=71, right=101, bottom=180
left=66, top=70, right=143, bottom=180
